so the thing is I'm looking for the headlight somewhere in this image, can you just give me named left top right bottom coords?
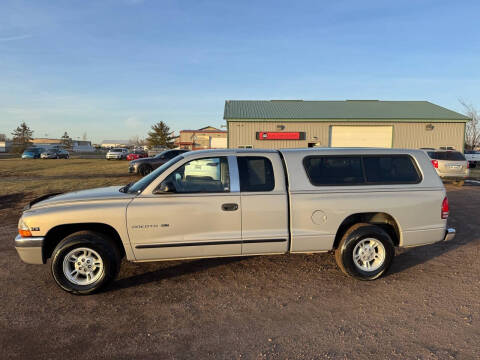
left=18, top=218, right=32, bottom=237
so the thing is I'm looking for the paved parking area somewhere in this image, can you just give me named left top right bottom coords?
left=1, top=184, right=479, bottom=359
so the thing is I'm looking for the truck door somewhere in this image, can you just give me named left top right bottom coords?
left=237, top=154, right=289, bottom=255
left=127, top=156, right=242, bottom=261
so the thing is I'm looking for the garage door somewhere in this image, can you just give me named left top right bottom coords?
left=330, top=126, right=393, bottom=148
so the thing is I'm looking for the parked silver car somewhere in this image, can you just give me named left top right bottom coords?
left=40, top=148, right=70, bottom=159
left=425, top=150, right=469, bottom=183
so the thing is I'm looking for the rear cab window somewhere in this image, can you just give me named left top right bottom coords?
left=303, top=155, right=421, bottom=186
left=427, top=151, right=466, bottom=161
left=237, top=156, right=275, bottom=191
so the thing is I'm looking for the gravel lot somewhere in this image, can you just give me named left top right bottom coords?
left=1, top=184, right=479, bottom=359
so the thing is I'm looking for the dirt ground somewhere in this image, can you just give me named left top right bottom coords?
left=0, top=184, right=479, bottom=359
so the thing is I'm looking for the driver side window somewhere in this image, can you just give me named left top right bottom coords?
left=161, top=157, right=230, bottom=193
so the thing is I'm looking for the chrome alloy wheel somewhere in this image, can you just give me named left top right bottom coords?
left=62, top=247, right=104, bottom=285
left=352, top=238, right=386, bottom=272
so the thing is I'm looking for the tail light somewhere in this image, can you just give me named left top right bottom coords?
left=431, top=160, right=438, bottom=168
left=441, top=197, right=449, bottom=219
left=467, top=162, right=470, bottom=169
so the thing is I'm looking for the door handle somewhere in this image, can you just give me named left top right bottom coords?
left=222, top=203, right=239, bottom=211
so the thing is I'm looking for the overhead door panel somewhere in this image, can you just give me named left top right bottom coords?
left=330, top=126, right=393, bottom=148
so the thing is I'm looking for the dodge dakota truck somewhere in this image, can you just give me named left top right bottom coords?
left=15, top=148, right=456, bottom=294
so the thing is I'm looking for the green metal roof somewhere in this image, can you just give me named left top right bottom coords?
left=224, top=100, right=470, bottom=121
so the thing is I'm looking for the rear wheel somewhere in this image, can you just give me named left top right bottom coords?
left=335, top=223, right=395, bottom=280
left=139, top=164, right=153, bottom=176
left=51, top=231, right=121, bottom=295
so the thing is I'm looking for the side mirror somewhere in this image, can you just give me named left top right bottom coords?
left=154, top=181, right=176, bottom=194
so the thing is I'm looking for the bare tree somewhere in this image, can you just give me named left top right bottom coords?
left=460, top=100, right=480, bottom=150
left=129, top=135, right=146, bottom=146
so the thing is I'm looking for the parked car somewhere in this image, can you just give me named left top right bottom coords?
left=40, top=148, right=70, bottom=159
left=14, top=148, right=455, bottom=294
left=464, top=150, right=480, bottom=168
left=106, top=148, right=128, bottom=160
left=129, top=149, right=189, bottom=176
left=425, top=150, right=469, bottom=184
left=21, top=147, right=46, bottom=159
left=147, top=147, right=168, bottom=157
left=126, top=150, right=148, bottom=161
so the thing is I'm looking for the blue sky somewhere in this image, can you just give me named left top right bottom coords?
left=1, top=0, right=479, bottom=143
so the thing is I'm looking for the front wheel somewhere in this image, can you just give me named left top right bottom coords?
left=51, top=231, right=122, bottom=295
left=138, top=164, right=153, bottom=176
left=335, top=223, right=395, bottom=280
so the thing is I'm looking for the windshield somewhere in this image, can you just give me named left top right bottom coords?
left=126, top=156, right=184, bottom=193
left=111, top=149, right=123, bottom=152
left=154, top=150, right=169, bottom=158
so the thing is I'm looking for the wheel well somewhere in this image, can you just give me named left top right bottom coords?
left=43, top=223, right=126, bottom=261
left=333, top=212, right=401, bottom=249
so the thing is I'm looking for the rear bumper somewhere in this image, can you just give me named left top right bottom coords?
left=444, top=228, right=456, bottom=242
left=437, top=171, right=469, bottom=179
left=14, top=235, right=44, bottom=264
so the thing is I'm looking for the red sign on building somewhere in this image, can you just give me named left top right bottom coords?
left=256, top=132, right=306, bottom=140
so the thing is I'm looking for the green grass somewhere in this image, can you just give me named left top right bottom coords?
left=0, top=159, right=140, bottom=197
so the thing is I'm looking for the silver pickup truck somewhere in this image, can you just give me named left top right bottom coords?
left=15, top=148, right=455, bottom=294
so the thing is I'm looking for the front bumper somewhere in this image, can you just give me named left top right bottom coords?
left=14, top=235, right=44, bottom=264
left=444, top=228, right=456, bottom=242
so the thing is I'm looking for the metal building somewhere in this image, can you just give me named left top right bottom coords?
left=224, top=100, right=470, bottom=150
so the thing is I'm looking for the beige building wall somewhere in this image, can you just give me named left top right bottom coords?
left=177, top=131, right=227, bottom=150
left=227, top=120, right=466, bottom=151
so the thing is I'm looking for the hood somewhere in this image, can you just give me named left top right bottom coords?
left=30, top=186, right=135, bottom=209
left=130, top=157, right=155, bottom=165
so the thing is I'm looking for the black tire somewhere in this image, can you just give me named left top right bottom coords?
left=335, top=223, right=395, bottom=281
left=51, top=231, right=122, bottom=295
left=139, top=164, right=153, bottom=176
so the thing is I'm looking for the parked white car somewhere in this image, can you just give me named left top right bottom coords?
left=106, top=148, right=128, bottom=160
left=464, top=150, right=480, bottom=168
left=15, top=148, right=455, bottom=294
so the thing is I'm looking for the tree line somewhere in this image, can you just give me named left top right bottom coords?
left=6, top=120, right=176, bottom=149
